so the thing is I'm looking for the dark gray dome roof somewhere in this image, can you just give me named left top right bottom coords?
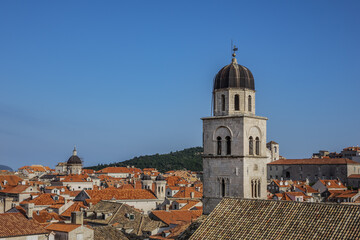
left=155, top=175, right=165, bottom=181
left=67, top=155, right=82, bottom=165
left=142, top=175, right=151, bottom=180
left=214, top=58, right=255, bottom=91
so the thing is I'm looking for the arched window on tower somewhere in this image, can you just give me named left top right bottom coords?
left=255, top=137, right=260, bottom=155
left=248, top=95, right=252, bottom=112
left=221, top=178, right=226, bottom=197
left=226, top=136, right=231, bottom=155
left=217, top=136, right=222, bottom=155
left=234, top=94, right=240, bottom=111
left=221, top=95, right=225, bottom=111
left=249, top=137, right=254, bottom=155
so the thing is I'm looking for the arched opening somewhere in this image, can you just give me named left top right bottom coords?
left=217, top=136, right=222, bottom=155
left=226, top=136, right=231, bottom=155
left=221, top=95, right=225, bottom=111
left=249, top=137, right=254, bottom=155
left=234, top=94, right=240, bottom=111
left=248, top=95, right=252, bottom=112
left=255, top=137, right=260, bottom=155
left=286, top=171, right=290, bottom=179
left=221, top=179, right=226, bottom=197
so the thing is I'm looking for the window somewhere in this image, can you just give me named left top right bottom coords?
left=221, top=179, right=226, bottom=197
left=217, top=137, right=222, bottom=155
left=251, top=179, right=261, bottom=198
left=221, top=94, right=225, bottom=111
left=248, top=95, right=252, bottom=112
left=234, top=94, right=240, bottom=111
left=255, top=137, right=260, bottom=155
left=129, top=214, right=135, bottom=220
left=274, top=146, right=277, bottom=153
left=249, top=137, right=254, bottom=155
left=226, top=136, right=231, bottom=155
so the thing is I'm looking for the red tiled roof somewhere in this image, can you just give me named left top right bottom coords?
left=84, top=189, right=157, bottom=203
left=61, top=202, right=87, bottom=217
left=152, top=210, right=202, bottom=225
left=0, top=175, right=23, bottom=188
left=319, top=180, right=346, bottom=189
left=348, top=174, right=360, bottom=179
left=0, top=185, right=33, bottom=194
left=268, top=158, right=359, bottom=165
left=45, top=223, right=82, bottom=233
left=96, top=167, right=141, bottom=174
left=60, top=174, right=89, bottom=182
left=21, top=194, right=65, bottom=206
left=32, top=209, right=64, bottom=223
left=0, top=213, right=49, bottom=237
left=172, top=187, right=202, bottom=199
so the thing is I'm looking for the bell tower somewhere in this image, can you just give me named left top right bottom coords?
left=202, top=47, right=269, bottom=215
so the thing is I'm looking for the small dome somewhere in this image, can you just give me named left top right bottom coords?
left=142, top=175, right=151, bottom=180
left=67, top=155, right=82, bottom=165
left=214, top=58, right=255, bottom=91
left=155, top=175, right=165, bottom=181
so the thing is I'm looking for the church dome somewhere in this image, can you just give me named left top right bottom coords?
left=67, top=155, right=81, bottom=165
left=155, top=175, right=165, bottom=181
left=67, top=146, right=82, bottom=165
left=214, top=58, right=255, bottom=91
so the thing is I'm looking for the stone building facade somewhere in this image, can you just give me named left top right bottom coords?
left=202, top=51, right=270, bottom=214
left=267, top=158, right=360, bottom=184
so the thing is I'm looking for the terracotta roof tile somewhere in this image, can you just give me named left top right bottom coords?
left=152, top=210, right=202, bottom=225
left=21, top=193, right=65, bottom=206
left=190, top=198, right=360, bottom=239
left=0, top=213, right=49, bottom=237
left=45, top=223, right=86, bottom=233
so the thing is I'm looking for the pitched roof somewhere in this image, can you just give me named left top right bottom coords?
left=96, top=167, right=140, bottom=174
left=348, top=174, right=360, bottom=179
left=45, top=223, right=86, bottom=233
left=21, top=193, right=65, bottom=206
left=83, top=189, right=157, bottom=204
left=0, top=175, right=23, bottom=188
left=0, top=213, right=49, bottom=237
left=0, top=185, right=35, bottom=194
left=32, top=209, right=65, bottom=224
left=190, top=198, right=360, bottom=239
left=319, top=180, right=346, bottom=189
left=151, top=210, right=202, bottom=225
left=172, top=187, right=202, bottom=199
left=268, top=158, right=359, bottom=165
left=61, top=202, right=87, bottom=218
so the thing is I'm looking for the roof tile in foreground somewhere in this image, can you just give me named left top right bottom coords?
left=190, top=198, right=360, bottom=240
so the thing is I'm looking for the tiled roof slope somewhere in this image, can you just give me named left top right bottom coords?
left=0, top=213, right=49, bottom=237
left=268, top=158, right=359, bottom=165
left=190, top=198, right=360, bottom=240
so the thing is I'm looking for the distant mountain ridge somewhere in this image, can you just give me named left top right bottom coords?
left=86, top=147, right=203, bottom=172
left=0, top=165, right=13, bottom=171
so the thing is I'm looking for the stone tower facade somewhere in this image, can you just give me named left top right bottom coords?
left=155, top=175, right=166, bottom=200
left=202, top=53, right=268, bottom=215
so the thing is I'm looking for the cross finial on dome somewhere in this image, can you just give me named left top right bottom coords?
left=73, top=145, right=77, bottom=156
left=232, top=45, right=238, bottom=58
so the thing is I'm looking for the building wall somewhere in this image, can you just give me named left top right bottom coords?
left=214, top=89, right=255, bottom=116
left=112, top=199, right=159, bottom=215
left=267, top=164, right=360, bottom=184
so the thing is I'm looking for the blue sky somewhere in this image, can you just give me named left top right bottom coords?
left=0, top=1, right=359, bottom=170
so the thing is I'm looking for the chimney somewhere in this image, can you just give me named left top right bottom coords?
left=165, top=204, right=170, bottom=211
left=71, top=211, right=83, bottom=225
left=190, top=192, right=195, bottom=199
left=25, top=203, right=34, bottom=219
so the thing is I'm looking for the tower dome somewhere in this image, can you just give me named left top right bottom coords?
left=67, top=146, right=82, bottom=165
left=213, top=58, right=254, bottom=91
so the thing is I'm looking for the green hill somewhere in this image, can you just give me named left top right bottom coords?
left=86, top=147, right=203, bottom=173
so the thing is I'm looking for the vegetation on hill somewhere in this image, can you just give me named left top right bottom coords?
left=0, top=165, right=13, bottom=171
left=86, top=147, right=203, bottom=173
